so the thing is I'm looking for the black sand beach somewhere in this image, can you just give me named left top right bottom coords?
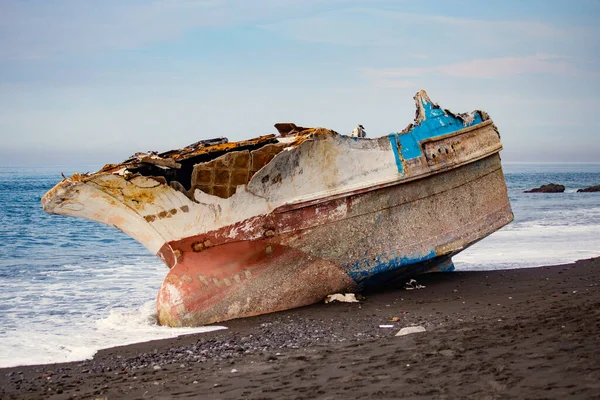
left=2, top=257, right=599, bottom=399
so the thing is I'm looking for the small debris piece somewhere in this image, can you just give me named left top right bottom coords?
left=274, top=123, right=310, bottom=136
left=379, top=325, right=395, bottom=328
left=324, top=293, right=359, bottom=304
left=351, top=124, right=367, bottom=138
left=140, top=155, right=181, bottom=169
left=404, top=279, right=426, bottom=290
left=395, top=326, right=426, bottom=336
left=391, top=317, right=400, bottom=322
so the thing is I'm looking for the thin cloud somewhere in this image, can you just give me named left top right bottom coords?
left=0, top=0, right=403, bottom=60
left=411, top=14, right=566, bottom=40
left=261, top=8, right=568, bottom=47
left=362, top=54, right=578, bottom=86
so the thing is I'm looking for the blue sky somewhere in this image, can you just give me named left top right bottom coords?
left=1, top=0, right=599, bottom=166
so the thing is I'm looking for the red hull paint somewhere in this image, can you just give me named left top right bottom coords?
left=157, top=241, right=357, bottom=327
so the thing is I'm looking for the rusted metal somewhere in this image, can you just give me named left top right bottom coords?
left=41, top=90, right=513, bottom=327
left=274, top=123, right=311, bottom=136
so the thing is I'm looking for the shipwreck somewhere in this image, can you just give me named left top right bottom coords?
left=42, top=91, right=513, bottom=327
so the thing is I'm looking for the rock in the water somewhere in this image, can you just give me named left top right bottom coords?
left=577, top=185, right=600, bottom=193
left=524, top=183, right=565, bottom=193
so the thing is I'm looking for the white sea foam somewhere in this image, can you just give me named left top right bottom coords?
left=0, top=256, right=225, bottom=368
left=0, top=299, right=225, bottom=368
left=455, top=222, right=600, bottom=271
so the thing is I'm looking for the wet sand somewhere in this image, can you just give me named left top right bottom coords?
left=2, top=257, right=599, bottom=399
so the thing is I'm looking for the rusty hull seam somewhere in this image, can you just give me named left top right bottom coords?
left=274, top=162, right=505, bottom=237
left=168, top=159, right=505, bottom=253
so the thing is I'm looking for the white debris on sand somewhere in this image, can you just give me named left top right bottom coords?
left=324, top=293, right=359, bottom=304
left=395, top=326, right=426, bottom=336
left=404, top=279, right=426, bottom=290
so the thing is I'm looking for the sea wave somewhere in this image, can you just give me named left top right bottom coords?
left=0, top=300, right=225, bottom=368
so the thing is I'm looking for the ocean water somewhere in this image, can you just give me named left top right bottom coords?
left=454, top=162, right=600, bottom=270
left=0, top=166, right=225, bottom=368
left=0, top=162, right=599, bottom=367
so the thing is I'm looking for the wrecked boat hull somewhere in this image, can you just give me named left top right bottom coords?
left=158, top=154, right=512, bottom=326
left=42, top=91, right=513, bottom=327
